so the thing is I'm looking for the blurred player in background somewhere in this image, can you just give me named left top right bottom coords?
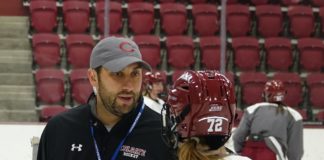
left=233, top=80, right=303, bottom=160
left=143, top=71, right=166, bottom=114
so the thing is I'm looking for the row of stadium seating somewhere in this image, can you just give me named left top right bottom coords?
left=31, top=33, right=324, bottom=73
left=35, top=67, right=324, bottom=122
left=26, top=1, right=324, bottom=38
left=24, top=0, right=324, bottom=7
left=34, top=67, right=324, bottom=109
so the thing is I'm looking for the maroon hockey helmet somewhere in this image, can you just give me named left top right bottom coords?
left=143, top=71, right=164, bottom=90
left=165, top=70, right=236, bottom=149
left=264, top=80, right=286, bottom=103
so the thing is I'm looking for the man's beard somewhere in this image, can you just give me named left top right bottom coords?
left=98, top=82, right=140, bottom=117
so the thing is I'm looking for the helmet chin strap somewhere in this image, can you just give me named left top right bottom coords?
left=161, top=103, right=191, bottom=149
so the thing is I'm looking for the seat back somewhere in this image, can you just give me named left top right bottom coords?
left=264, top=37, right=293, bottom=71
left=95, top=1, right=122, bottom=34
left=287, top=5, right=314, bottom=38
left=30, top=1, right=57, bottom=32
left=160, top=3, right=187, bottom=35
left=232, top=36, right=260, bottom=71
left=192, top=4, right=218, bottom=36
left=127, top=2, right=155, bottom=34
left=199, top=36, right=221, bottom=69
left=239, top=72, right=268, bottom=106
left=190, top=0, right=207, bottom=4
left=40, top=105, right=67, bottom=122
left=282, top=0, right=302, bottom=6
left=133, top=35, right=161, bottom=69
left=70, top=69, right=92, bottom=105
left=313, top=0, right=324, bottom=7
left=306, top=73, right=324, bottom=109
left=35, top=68, right=65, bottom=104
left=297, top=38, right=324, bottom=72
left=166, top=36, right=194, bottom=69
left=32, top=33, right=61, bottom=68
left=251, top=0, right=268, bottom=5
left=255, top=5, right=283, bottom=37
left=227, top=4, right=250, bottom=37
left=63, top=1, right=90, bottom=33
left=65, top=34, right=94, bottom=69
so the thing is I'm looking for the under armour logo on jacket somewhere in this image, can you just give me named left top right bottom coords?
left=71, top=144, right=83, bottom=152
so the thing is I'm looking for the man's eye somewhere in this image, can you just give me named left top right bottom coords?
left=131, top=70, right=140, bottom=77
left=113, top=72, right=123, bottom=77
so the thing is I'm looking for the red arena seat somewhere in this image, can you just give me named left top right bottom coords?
left=232, top=36, right=260, bottom=71
left=199, top=36, right=222, bottom=70
left=95, top=1, right=122, bottom=34
left=65, top=34, right=94, bottom=69
left=239, top=72, right=268, bottom=106
left=133, top=35, right=161, bottom=69
left=166, top=36, right=194, bottom=69
left=306, top=73, right=324, bottom=109
left=160, top=3, right=188, bottom=35
left=287, top=5, right=314, bottom=38
left=192, top=4, right=219, bottom=36
left=264, top=37, right=293, bottom=71
left=127, top=2, right=155, bottom=35
left=35, top=68, right=65, bottom=104
left=32, top=33, right=61, bottom=68
left=39, top=105, right=67, bottom=122
left=70, top=69, right=92, bottom=105
left=227, top=4, right=251, bottom=37
left=29, top=1, right=57, bottom=33
left=297, top=38, right=324, bottom=72
left=255, top=5, right=283, bottom=38
left=62, top=1, right=90, bottom=33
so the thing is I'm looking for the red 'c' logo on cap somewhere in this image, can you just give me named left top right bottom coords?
left=119, top=41, right=135, bottom=53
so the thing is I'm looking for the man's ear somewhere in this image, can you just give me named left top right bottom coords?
left=88, top=69, right=98, bottom=86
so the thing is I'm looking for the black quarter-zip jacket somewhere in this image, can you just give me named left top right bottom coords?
left=37, top=96, right=175, bottom=160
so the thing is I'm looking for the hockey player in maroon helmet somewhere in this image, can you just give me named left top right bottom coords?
left=143, top=71, right=166, bottom=114
left=162, top=70, right=250, bottom=160
left=233, top=80, right=304, bottom=160
left=264, top=80, right=287, bottom=103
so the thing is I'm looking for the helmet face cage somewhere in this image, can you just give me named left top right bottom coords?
left=264, top=80, right=286, bottom=103
left=163, top=70, right=236, bottom=150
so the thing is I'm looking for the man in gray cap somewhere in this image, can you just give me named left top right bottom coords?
left=37, top=37, right=176, bottom=160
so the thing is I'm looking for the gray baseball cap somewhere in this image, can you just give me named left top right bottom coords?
left=90, top=36, right=151, bottom=72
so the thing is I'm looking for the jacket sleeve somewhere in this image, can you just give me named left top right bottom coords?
left=232, top=109, right=251, bottom=153
left=287, top=119, right=304, bottom=160
left=37, top=119, right=58, bottom=160
left=37, top=124, right=49, bottom=160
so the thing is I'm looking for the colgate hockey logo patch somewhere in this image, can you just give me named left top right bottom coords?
left=121, top=145, right=146, bottom=159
